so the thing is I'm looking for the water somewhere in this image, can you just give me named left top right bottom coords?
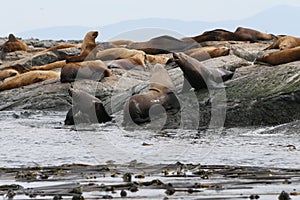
left=0, top=110, right=299, bottom=169
left=0, top=110, right=300, bottom=199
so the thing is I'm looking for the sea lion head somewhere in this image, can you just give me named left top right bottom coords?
left=8, top=34, right=17, bottom=42
left=86, top=31, right=98, bottom=40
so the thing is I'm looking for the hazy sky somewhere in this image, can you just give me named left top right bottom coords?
left=1, top=0, right=300, bottom=36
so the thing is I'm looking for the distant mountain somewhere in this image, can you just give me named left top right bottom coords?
left=17, top=5, right=300, bottom=41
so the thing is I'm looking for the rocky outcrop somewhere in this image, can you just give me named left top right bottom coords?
left=0, top=39, right=300, bottom=128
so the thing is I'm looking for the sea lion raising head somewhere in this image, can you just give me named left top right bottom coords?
left=173, top=52, right=234, bottom=91
left=66, top=31, right=98, bottom=63
left=0, top=33, right=28, bottom=60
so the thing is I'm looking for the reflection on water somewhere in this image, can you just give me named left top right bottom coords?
left=0, top=110, right=299, bottom=169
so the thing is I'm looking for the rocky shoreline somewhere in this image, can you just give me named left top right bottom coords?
left=1, top=36, right=300, bottom=128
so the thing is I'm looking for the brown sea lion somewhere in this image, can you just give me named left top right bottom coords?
left=173, top=52, right=234, bottom=91
left=145, top=54, right=171, bottom=65
left=106, top=54, right=146, bottom=71
left=109, top=40, right=133, bottom=47
left=184, top=46, right=230, bottom=61
left=0, top=34, right=28, bottom=60
left=96, top=47, right=145, bottom=61
left=65, top=88, right=112, bottom=125
left=66, top=31, right=98, bottom=63
left=234, top=27, right=275, bottom=42
left=0, top=69, right=19, bottom=81
left=60, top=60, right=110, bottom=83
left=0, top=70, right=59, bottom=91
left=265, top=36, right=300, bottom=50
left=124, top=65, right=180, bottom=125
left=128, top=35, right=200, bottom=52
left=31, top=60, right=67, bottom=71
left=191, top=29, right=237, bottom=43
left=256, top=46, right=300, bottom=65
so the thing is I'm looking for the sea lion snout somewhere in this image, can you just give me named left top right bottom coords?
left=92, top=31, right=99, bottom=38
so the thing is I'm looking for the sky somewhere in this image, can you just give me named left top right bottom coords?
left=1, top=0, right=300, bottom=37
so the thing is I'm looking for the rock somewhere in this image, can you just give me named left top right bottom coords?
left=200, top=55, right=251, bottom=71
left=0, top=51, right=66, bottom=70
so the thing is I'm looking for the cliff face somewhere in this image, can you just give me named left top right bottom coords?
left=0, top=38, right=300, bottom=128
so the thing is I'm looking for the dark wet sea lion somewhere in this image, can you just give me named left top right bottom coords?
left=60, top=60, right=110, bottom=83
left=124, top=65, right=180, bottom=125
left=234, top=27, right=275, bottom=42
left=65, top=88, right=112, bottom=125
left=265, top=36, right=300, bottom=50
left=191, top=27, right=275, bottom=43
left=0, top=70, right=60, bottom=91
left=191, top=29, right=237, bottom=43
left=66, top=31, right=98, bottom=63
left=256, top=46, right=300, bottom=65
left=128, top=35, right=200, bottom=52
left=173, top=52, right=234, bottom=91
left=184, top=46, right=230, bottom=61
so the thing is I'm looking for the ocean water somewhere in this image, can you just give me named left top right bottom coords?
left=0, top=110, right=299, bottom=169
left=0, top=110, right=300, bottom=200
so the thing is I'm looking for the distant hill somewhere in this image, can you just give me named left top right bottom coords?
left=17, top=5, right=300, bottom=41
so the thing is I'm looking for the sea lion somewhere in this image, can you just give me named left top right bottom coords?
left=145, top=54, right=171, bottom=65
left=234, top=27, right=275, bottom=42
left=66, top=31, right=98, bottom=63
left=96, top=47, right=145, bottom=61
left=191, top=27, right=275, bottom=43
left=265, top=36, right=300, bottom=50
left=256, top=46, right=300, bottom=65
left=173, top=52, right=234, bottom=91
left=60, top=60, right=110, bottom=83
left=128, top=35, right=200, bottom=52
left=124, top=65, right=180, bottom=125
left=38, top=43, right=79, bottom=54
left=106, top=54, right=146, bottom=71
left=31, top=60, right=67, bottom=71
left=0, top=69, right=19, bottom=81
left=0, top=70, right=60, bottom=91
left=184, top=46, right=230, bottom=61
left=0, top=34, right=28, bottom=60
left=109, top=40, right=133, bottom=47
left=65, top=88, right=112, bottom=125
left=191, top=29, right=237, bottom=43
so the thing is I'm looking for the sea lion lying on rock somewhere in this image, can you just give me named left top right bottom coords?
left=105, top=54, right=146, bottom=71
left=184, top=46, right=230, bottom=61
left=66, top=31, right=98, bottom=63
left=191, top=27, right=275, bottom=43
left=265, top=36, right=300, bottom=50
left=65, top=88, right=112, bottom=125
left=0, top=70, right=60, bottom=91
left=96, top=48, right=145, bottom=61
left=124, top=64, right=180, bottom=125
left=256, top=46, right=300, bottom=65
left=128, top=35, right=200, bottom=53
left=173, top=52, right=234, bottom=91
left=60, top=60, right=110, bottom=83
